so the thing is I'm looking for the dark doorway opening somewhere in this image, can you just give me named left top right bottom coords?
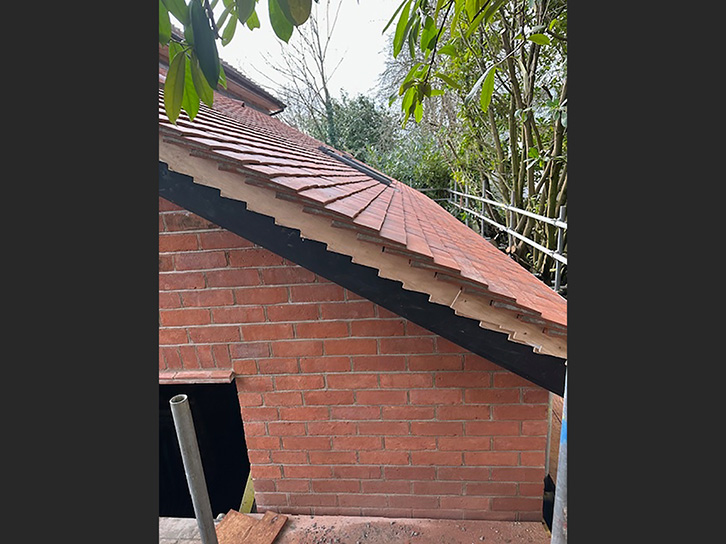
left=159, top=382, right=250, bottom=518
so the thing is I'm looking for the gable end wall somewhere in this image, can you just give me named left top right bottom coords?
left=159, top=197, right=548, bottom=521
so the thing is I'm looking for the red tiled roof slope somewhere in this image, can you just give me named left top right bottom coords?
left=158, top=83, right=567, bottom=356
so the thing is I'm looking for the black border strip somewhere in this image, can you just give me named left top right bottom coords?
left=159, top=162, right=565, bottom=395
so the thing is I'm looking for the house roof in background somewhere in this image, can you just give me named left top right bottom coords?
left=157, top=76, right=567, bottom=360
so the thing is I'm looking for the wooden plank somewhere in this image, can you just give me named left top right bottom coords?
left=215, top=509, right=256, bottom=544
left=239, top=510, right=287, bottom=544
left=239, top=472, right=255, bottom=514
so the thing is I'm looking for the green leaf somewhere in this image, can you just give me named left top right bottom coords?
left=159, top=1, right=172, bottom=44
left=414, top=101, right=423, bottom=123
left=528, top=147, right=539, bottom=159
left=434, top=71, right=460, bottom=89
left=221, top=9, right=237, bottom=45
left=528, top=33, right=551, bottom=45
left=420, top=15, right=437, bottom=52
left=246, top=9, right=260, bottom=29
left=182, top=52, right=201, bottom=120
left=190, top=0, right=220, bottom=88
left=235, top=0, right=255, bottom=24
left=162, top=0, right=189, bottom=26
left=402, top=86, right=416, bottom=113
left=190, top=53, right=215, bottom=107
left=164, top=49, right=187, bottom=124
left=218, top=64, right=227, bottom=89
left=437, top=43, right=458, bottom=57
left=479, top=65, right=497, bottom=113
left=269, top=0, right=294, bottom=42
left=392, top=0, right=411, bottom=58
left=279, top=0, right=312, bottom=26
left=383, top=0, right=409, bottom=34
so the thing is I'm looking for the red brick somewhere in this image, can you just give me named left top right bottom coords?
left=279, top=406, right=329, bottom=421
left=337, top=494, right=381, bottom=508
left=493, top=436, right=545, bottom=451
left=380, top=337, right=434, bottom=354
left=233, top=359, right=258, bottom=374
left=266, top=303, right=319, bottom=322
left=465, top=389, right=520, bottom=404
left=326, top=373, right=377, bottom=389
left=309, top=451, right=357, bottom=464
left=240, top=407, right=279, bottom=421
left=159, top=292, right=182, bottom=309
left=160, top=346, right=182, bottom=368
left=267, top=421, right=306, bottom=436
left=438, top=437, right=492, bottom=451
left=434, top=372, right=491, bottom=388
left=382, top=406, right=435, bottom=420
left=295, top=321, right=348, bottom=339
left=312, top=480, right=360, bottom=493
left=159, top=328, right=188, bottom=345
left=463, top=354, right=500, bottom=371
left=175, top=251, right=226, bottom=271
left=159, top=272, right=205, bottom=290
left=261, top=267, right=316, bottom=285
left=413, top=481, right=464, bottom=495
left=211, top=344, right=231, bottom=367
left=263, top=391, right=303, bottom=406
left=159, top=233, right=199, bottom=252
left=228, top=248, right=285, bottom=268
left=491, top=497, right=541, bottom=512
left=206, top=268, right=260, bottom=288
left=181, top=289, right=235, bottom=307
left=244, top=435, right=281, bottom=450
left=177, top=345, right=199, bottom=368
left=333, top=466, right=382, bottom=479
left=159, top=197, right=183, bottom=211
left=251, top=479, right=276, bottom=492
left=350, top=319, right=405, bottom=337
left=242, top=323, right=294, bottom=341
left=411, top=451, right=463, bottom=466
left=437, top=467, right=490, bottom=481
left=230, top=341, right=269, bottom=359
left=439, top=496, right=491, bottom=510
left=356, top=390, right=407, bottom=405
left=434, top=338, right=469, bottom=353
left=410, top=389, right=462, bottom=406
left=520, top=452, right=546, bottom=466
left=307, top=421, right=356, bottom=435
left=518, top=483, right=545, bottom=497
left=237, top=392, right=263, bottom=407
left=332, top=436, right=382, bottom=451
left=437, top=406, right=491, bottom=420
left=163, top=212, right=217, bottom=232
left=211, top=306, right=265, bottom=324
left=242, top=422, right=265, bottom=437
left=298, top=356, right=349, bottom=373
left=465, top=421, right=520, bottom=436
left=320, top=301, right=375, bottom=319
left=491, top=467, right=544, bottom=482
left=361, top=480, right=412, bottom=494
left=234, top=286, right=289, bottom=304
left=357, top=421, right=409, bottom=435
left=384, top=436, right=436, bottom=451
left=274, top=374, right=324, bottom=390
left=197, top=230, right=252, bottom=249
left=408, top=354, right=463, bottom=371
left=249, top=464, right=282, bottom=480
left=304, top=390, right=354, bottom=405
left=358, top=451, right=410, bottom=465
left=253, top=491, right=287, bottom=505
left=522, top=388, right=549, bottom=403
left=160, top=308, right=210, bottom=326
left=324, top=338, right=377, bottom=355
left=385, top=466, right=435, bottom=480
left=492, top=404, right=548, bottom=421
left=159, top=254, right=174, bottom=272
left=464, top=451, right=519, bottom=466
left=187, top=325, right=240, bottom=343
left=352, top=355, right=405, bottom=371
left=330, top=406, right=380, bottom=420
left=272, top=340, right=324, bottom=357
left=290, top=284, right=345, bottom=302
left=287, top=493, right=337, bottom=507
left=282, top=436, right=331, bottom=450
left=379, top=373, right=432, bottom=388
left=465, top=482, right=517, bottom=496
left=521, top=421, right=548, bottom=436
left=275, top=479, right=310, bottom=492
left=284, top=465, right=332, bottom=479
left=257, top=357, right=299, bottom=374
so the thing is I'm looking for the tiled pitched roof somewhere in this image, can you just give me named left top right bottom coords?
left=158, top=80, right=567, bottom=358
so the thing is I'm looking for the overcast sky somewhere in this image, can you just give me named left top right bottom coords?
left=216, top=0, right=397, bottom=101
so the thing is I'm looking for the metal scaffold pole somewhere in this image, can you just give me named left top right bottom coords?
left=551, top=366, right=568, bottom=544
left=169, top=394, right=219, bottom=544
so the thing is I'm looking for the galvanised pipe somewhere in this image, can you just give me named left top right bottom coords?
left=550, top=367, right=568, bottom=544
left=169, top=394, right=219, bottom=544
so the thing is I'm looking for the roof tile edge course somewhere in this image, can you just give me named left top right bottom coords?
left=159, top=135, right=566, bottom=359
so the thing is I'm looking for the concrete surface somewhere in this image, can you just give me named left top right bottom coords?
left=160, top=513, right=552, bottom=544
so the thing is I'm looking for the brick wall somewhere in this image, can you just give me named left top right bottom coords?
left=159, top=197, right=549, bottom=521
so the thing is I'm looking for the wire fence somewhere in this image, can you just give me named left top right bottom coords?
left=419, top=187, right=567, bottom=291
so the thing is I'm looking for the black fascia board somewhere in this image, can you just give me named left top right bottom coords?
left=159, top=162, right=566, bottom=395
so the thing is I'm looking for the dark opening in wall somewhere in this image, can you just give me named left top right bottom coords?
left=159, top=382, right=250, bottom=518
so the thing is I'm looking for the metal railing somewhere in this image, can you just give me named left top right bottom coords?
left=419, top=187, right=567, bottom=291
